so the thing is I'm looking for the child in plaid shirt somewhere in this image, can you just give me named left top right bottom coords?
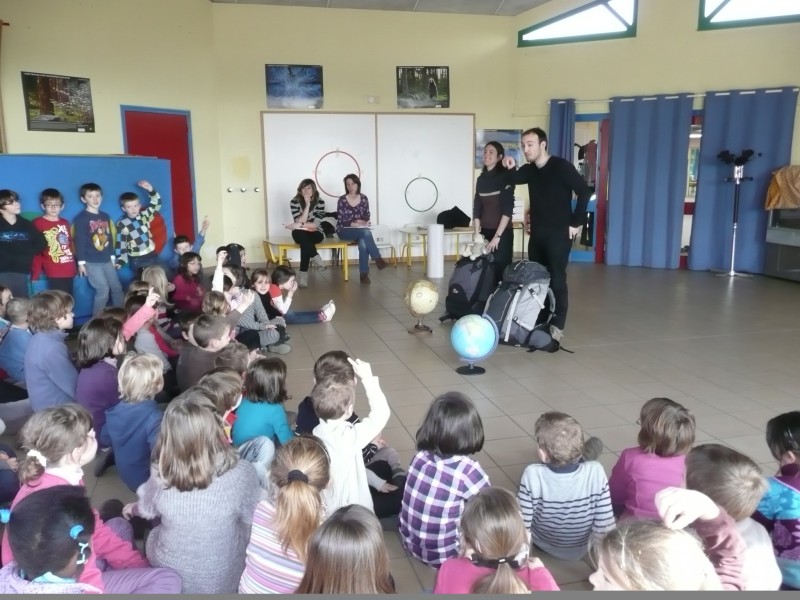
left=116, top=180, right=164, bottom=273
left=399, top=392, right=490, bottom=567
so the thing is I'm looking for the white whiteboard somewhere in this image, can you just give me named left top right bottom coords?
left=262, top=112, right=475, bottom=261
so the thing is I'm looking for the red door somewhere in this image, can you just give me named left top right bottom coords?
left=122, top=108, right=196, bottom=240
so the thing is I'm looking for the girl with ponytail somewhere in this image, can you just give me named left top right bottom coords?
left=239, top=435, right=330, bottom=594
left=434, top=488, right=559, bottom=594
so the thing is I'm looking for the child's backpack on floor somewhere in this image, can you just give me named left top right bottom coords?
left=440, top=253, right=496, bottom=322
left=483, top=260, right=556, bottom=347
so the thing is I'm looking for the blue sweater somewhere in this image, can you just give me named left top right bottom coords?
left=72, top=209, right=115, bottom=264
left=0, top=326, right=31, bottom=383
left=231, top=398, right=293, bottom=447
left=24, top=330, right=77, bottom=412
left=101, top=400, right=162, bottom=492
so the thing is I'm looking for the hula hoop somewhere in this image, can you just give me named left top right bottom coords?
left=314, top=150, right=361, bottom=198
left=405, top=177, right=438, bottom=213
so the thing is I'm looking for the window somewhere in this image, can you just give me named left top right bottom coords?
left=518, top=0, right=637, bottom=47
left=699, top=0, right=800, bottom=30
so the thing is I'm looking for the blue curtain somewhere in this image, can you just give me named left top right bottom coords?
left=548, top=99, right=576, bottom=161
left=688, top=87, right=798, bottom=273
left=606, top=94, right=693, bottom=268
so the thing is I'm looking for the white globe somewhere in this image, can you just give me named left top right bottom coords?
left=404, top=279, right=439, bottom=318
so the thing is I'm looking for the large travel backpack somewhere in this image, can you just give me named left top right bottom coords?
left=440, top=253, right=496, bottom=322
left=483, top=260, right=556, bottom=347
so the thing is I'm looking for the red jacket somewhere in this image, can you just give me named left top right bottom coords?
left=172, top=274, right=204, bottom=313
left=31, top=217, right=77, bottom=280
left=1, top=472, right=149, bottom=592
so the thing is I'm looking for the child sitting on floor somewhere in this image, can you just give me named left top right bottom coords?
left=252, top=266, right=334, bottom=324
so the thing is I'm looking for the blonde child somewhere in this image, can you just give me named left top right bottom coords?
left=753, top=410, right=800, bottom=591
left=686, top=443, right=781, bottom=590
left=434, top=487, right=559, bottom=593
left=0, top=404, right=181, bottom=593
left=100, top=353, right=164, bottom=493
left=239, top=435, right=330, bottom=594
left=295, top=504, right=395, bottom=594
left=24, top=290, right=77, bottom=411
left=197, top=367, right=275, bottom=490
left=311, top=357, right=390, bottom=515
left=609, top=397, right=695, bottom=520
left=123, top=392, right=261, bottom=594
left=517, top=411, right=614, bottom=561
left=0, top=297, right=31, bottom=385
left=141, top=265, right=175, bottom=324
left=399, top=392, right=490, bottom=567
left=0, top=485, right=99, bottom=593
left=231, top=357, right=292, bottom=447
left=589, top=487, right=746, bottom=590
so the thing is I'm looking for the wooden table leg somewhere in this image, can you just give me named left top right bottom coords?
left=342, top=244, right=349, bottom=281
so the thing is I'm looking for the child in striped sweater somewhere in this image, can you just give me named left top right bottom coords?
left=517, top=411, right=615, bottom=561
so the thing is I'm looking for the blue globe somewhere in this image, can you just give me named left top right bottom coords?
left=450, top=314, right=499, bottom=364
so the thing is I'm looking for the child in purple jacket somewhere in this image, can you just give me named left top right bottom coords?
left=608, top=397, right=696, bottom=521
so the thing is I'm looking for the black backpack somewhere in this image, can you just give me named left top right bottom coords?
left=436, top=206, right=470, bottom=229
left=440, top=253, right=496, bottom=322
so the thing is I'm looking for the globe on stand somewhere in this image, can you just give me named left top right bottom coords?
left=404, top=279, right=439, bottom=335
left=450, top=314, right=499, bottom=375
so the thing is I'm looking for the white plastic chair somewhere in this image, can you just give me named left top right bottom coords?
left=400, top=223, right=426, bottom=266
left=370, top=224, right=397, bottom=267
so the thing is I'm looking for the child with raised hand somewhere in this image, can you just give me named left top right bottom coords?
left=434, top=487, right=559, bottom=593
left=753, top=410, right=800, bottom=591
left=172, top=252, right=204, bottom=312
left=125, top=293, right=178, bottom=385
left=399, top=392, right=490, bottom=567
left=101, top=353, right=164, bottom=493
left=590, top=487, right=746, bottom=591
left=168, top=216, right=210, bottom=278
left=31, top=188, right=77, bottom=296
left=0, top=485, right=100, bottom=593
left=517, top=411, right=614, bottom=562
left=115, top=180, right=164, bottom=273
left=295, top=504, right=395, bottom=594
left=1, top=404, right=181, bottom=593
left=252, top=266, right=335, bottom=324
left=124, top=391, right=261, bottom=594
left=312, top=357, right=391, bottom=515
left=198, top=367, right=275, bottom=490
left=609, top=397, right=695, bottom=520
left=0, top=297, right=31, bottom=385
left=231, top=268, right=290, bottom=355
left=141, top=265, right=178, bottom=337
left=75, top=316, right=127, bottom=439
left=24, top=290, right=77, bottom=411
left=686, top=443, right=781, bottom=590
left=239, top=435, right=330, bottom=594
left=231, top=357, right=293, bottom=448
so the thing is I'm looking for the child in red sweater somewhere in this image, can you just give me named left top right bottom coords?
left=172, top=252, right=204, bottom=312
left=31, top=189, right=77, bottom=296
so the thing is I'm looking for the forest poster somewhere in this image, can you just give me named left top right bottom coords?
left=396, top=66, right=449, bottom=109
left=21, top=71, right=95, bottom=133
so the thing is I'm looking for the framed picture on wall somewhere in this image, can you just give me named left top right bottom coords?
left=475, top=129, right=522, bottom=169
left=396, top=66, right=450, bottom=109
left=21, top=71, right=95, bottom=133
left=265, top=64, right=324, bottom=109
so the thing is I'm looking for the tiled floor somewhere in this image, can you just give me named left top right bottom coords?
left=6, top=259, right=800, bottom=592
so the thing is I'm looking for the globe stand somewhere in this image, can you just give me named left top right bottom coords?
left=408, top=316, right=433, bottom=335
left=456, top=361, right=486, bottom=376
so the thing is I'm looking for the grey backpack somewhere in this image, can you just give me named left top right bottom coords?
left=483, top=260, right=555, bottom=347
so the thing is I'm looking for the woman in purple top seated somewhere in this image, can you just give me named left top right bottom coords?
left=336, top=174, right=388, bottom=285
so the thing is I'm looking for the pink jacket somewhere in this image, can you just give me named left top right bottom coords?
left=434, top=557, right=559, bottom=593
left=122, top=304, right=156, bottom=342
left=608, top=447, right=687, bottom=520
left=1, top=473, right=149, bottom=592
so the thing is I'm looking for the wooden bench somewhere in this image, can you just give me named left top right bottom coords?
left=263, top=238, right=355, bottom=282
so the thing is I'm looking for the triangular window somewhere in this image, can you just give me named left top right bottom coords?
left=699, top=0, right=800, bottom=30
left=518, top=0, right=637, bottom=47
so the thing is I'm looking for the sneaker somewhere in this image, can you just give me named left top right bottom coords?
left=582, top=436, right=604, bottom=462
left=266, top=343, right=291, bottom=355
left=93, top=447, right=115, bottom=478
left=549, top=325, right=564, bottom=342
left=310, top=255, right=327, bottom=271
left=320, top=300, right=336, bottom=322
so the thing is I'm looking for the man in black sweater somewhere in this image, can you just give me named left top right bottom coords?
left=503, top=128, right=592, bottom=341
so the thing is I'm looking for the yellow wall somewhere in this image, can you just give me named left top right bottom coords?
left=1, top=0, right=798, bottom=258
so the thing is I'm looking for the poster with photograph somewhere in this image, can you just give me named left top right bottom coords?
left=265, top=64, right=324, bottom=109
left=396, top=66, right=449, bottom=109
left=21, top=71, right=95, bottom=133
left=475, top=129, right=522, bottom=169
